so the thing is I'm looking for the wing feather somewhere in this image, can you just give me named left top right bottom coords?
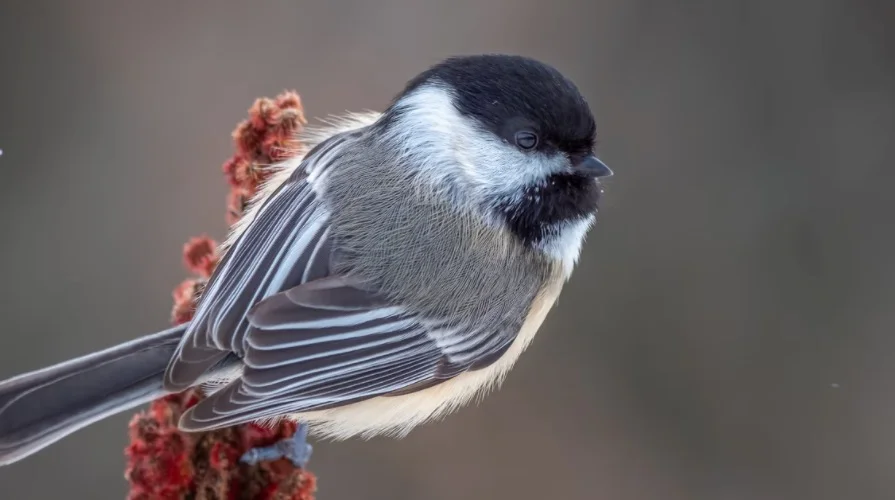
left=165, top=129, right=522, bottom=431
left=164, top=134, right=347, bottom=391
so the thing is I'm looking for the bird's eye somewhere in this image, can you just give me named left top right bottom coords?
left=514, top=130, right=539, bottom=150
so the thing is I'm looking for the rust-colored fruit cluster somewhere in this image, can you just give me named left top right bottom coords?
left=125, top=91, right=316, bottom=500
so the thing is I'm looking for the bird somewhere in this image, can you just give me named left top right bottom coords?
left=0, top=53, right=613, bottom=467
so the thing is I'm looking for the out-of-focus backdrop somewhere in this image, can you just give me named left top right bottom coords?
left=1, top=1, right=894, bottom=499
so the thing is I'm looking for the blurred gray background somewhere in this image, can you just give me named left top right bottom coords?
left=1, top=1, right=894, bottom=499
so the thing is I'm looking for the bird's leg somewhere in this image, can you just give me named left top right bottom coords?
left=239, top=422, right=313, bottom=468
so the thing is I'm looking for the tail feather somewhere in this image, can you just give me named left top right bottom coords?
left=0, top=324, right=187, bottom=466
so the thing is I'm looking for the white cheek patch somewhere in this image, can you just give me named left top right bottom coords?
left=391, top=84, right=594, bottom=275
left=390, top=85, right=567, bottom=205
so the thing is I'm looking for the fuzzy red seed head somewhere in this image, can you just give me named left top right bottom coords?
left=182, top=236, right=219, bottom=278
left=128, top=91, right=315, bottom=499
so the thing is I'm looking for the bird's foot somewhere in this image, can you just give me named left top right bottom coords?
left=239, top=423, right=313, bottom=468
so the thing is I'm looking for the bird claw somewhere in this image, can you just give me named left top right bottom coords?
left=239, top=423, right=313, bottom=468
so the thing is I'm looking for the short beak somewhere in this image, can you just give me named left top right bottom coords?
left=575, top=154, right=613, bottom=178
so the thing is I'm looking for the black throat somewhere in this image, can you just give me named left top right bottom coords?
left=495, top=172, right=601, bottom=247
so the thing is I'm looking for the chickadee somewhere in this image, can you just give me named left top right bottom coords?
left=0, top=54, right=613, bottom=467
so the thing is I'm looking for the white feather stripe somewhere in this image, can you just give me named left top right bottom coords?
left=253, top=307, right=405, bottom=331
left=241, top=336, right=433, bottom=382
left=209, top=185, right=303, bottom=349
left=233, top=351, right=438, bottom=407
left=203, top=182, right=295, bottom=317
left=242, top=330, right=422, bottom=369
left=245, top=318, right=419, bottom=351
left=289, top=267, right=565, bottom=440
left=257, top=208, right=327, bottom=298
left=301, top=226, right=331, bottom=284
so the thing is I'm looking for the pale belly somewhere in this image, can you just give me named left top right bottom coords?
left=291, top=273, right=565, bottom=441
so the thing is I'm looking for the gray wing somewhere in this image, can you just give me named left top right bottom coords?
left=164, top=131, right=516, bottom=432
left=164, top=133, right=351, bottom=391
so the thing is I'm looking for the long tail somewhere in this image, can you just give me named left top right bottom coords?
left=0, top=324, right=187, bottom=466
